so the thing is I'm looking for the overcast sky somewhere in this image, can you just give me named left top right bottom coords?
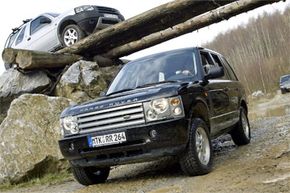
left=0, top=0, right=289, bottom=75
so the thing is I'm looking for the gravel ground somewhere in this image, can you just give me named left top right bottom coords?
left=3, top=93, right=290, bottom=193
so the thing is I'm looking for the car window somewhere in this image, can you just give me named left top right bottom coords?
left=30, top=16, right=51, bottom=35
left=210, top=53, right=231, bottom=80
left=6, top=30, right=20, bottom=47
left=15, top=26, right=26, bottom=46
left=220, top=57, right=238, bottom=81
left=200, top=51, right=215, bottom=74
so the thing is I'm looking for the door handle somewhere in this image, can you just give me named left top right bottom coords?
left=27, top=37, right=31, bottom=41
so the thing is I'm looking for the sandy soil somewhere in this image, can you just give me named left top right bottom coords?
left=3, top=93, right=290, bottom=193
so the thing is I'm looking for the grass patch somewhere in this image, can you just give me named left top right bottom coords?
left=0, top=171, right=73, bottom=192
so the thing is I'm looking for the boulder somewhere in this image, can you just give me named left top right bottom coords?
left=0, top=94, right=73, bottom=184
left=55, top=60, right=107, bottom=103
left=99, top=65, right=123, bottom=85
left=0, top=69, right=51, bottom=124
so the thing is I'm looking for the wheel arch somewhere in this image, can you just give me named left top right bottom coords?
left=240, top=99, right=248, bottom=115
left=57, top=19, right=78, bottom=40
left=189, top=99, right=211, bottom=133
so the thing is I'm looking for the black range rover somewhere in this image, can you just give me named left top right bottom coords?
left=59, top=47, right=251, bottom=185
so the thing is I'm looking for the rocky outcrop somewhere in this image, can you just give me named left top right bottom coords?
left=0, top=94, right=73, bottom=184
left=55, top=60, right=107, bottom=103
left=0, top=69, right=51, bottom=124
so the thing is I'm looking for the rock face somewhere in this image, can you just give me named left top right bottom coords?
left=0, top=94, right=73, bottom=184
left=0, top=69, right=51, bottom=124
left=55, top=60, right=107, bottom=103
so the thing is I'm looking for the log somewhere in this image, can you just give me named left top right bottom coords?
left=104, top=0, right=284, bottom=59
left=2, top=48, right=21, bottom=65
left=8, top=49, right=82, bottom=70
left=57, top=0, right=236, bottom=56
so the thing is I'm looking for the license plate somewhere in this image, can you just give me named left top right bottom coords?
left=104, top=13, right=119, bottom=19
left=88, top=132, right=126, bottom=148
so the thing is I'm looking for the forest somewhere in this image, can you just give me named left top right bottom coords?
left=205, top=6, right=290, bottom=94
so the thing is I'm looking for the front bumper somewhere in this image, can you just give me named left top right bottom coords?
left=59, top=118, right=188, bottom=167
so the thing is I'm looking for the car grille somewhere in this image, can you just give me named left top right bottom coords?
left=97, top=6, right=119, bottom=14
left=77, top=103, right=145, bottom=134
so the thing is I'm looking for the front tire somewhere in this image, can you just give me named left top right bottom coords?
left=179, top=118, right=213, bottom=176
left=71, top=164, right=110, bottom=186
left=230, top=107, right=251, bottom=146
left=61, top=24, right=85, bottom=47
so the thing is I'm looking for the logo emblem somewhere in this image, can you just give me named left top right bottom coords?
left=123, top=115, right=131, bottom=120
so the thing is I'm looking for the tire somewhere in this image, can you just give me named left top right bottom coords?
left=71, top=164, right=110, bottom=186
left=281, top=89, right=286, bottom=94
left=230, top=107, right=251, bottom=146
left=179, top=118, right=213, bottom=176
left=61, top=24, right=85, bottom=47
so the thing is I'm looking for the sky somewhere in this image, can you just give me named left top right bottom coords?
left=0, top=0, right=289, bottom=75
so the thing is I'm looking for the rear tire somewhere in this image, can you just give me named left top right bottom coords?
left=61, top=24, right=85, bottom=47
left=71, top=164, right=110, bottom=186
left=230, top=107, right=251, bottom=146
left=179, top=118, right=213, bottom=176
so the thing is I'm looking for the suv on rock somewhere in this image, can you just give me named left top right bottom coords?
left=4, top=5, right=124, bottom=68
left=59, top=47, right=251, bottom=185
left=280, top=74, right=290, bottom=94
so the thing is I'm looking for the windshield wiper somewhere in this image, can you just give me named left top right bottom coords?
left=106, top=88, right=134, bottom=96
left=136, top=80, right=179, bottom=89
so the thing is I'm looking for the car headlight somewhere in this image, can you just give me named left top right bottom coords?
left=74, top=5, right=94, bottom=14
left=143, top=96, right=184, bottom=122
left=60, top=116, right=79, bottom=136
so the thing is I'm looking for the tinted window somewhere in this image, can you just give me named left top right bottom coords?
left=15, top=26, right=26, bottom=46
left=107, top=49, right=198, bottom=95
left=221, top=57, right=238, bottom=81
left=200, top=51, right=215, bottom=74
left=30, top=16, right=51, bottom=35
left=211, top=53, right=231, bottom=80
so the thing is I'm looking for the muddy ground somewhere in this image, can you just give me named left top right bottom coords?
left=3, top=92, right=290, bottom=193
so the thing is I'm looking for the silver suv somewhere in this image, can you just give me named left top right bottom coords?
left=4, top=5, right=124, bottom=63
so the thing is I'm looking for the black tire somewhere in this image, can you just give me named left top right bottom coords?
left=230, top=107, right=251, bottom=146
left=61, top=24, right=85, bottom=47
left=179, top=118, right=213, bottom=176
left=281, top=89, right=286, bottom=94
left=71, top=164, right=110, bottom=186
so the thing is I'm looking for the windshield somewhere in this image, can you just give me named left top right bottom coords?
left=107, top=49, right=198, bottom=95
left=5, top=30, right=20, bottom=48
left=281, top=75, right=290, bottom=84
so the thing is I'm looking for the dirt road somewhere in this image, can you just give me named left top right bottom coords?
left=4, top=93, right=290, bottom=193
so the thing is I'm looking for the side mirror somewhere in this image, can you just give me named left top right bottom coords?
left=204, top=66, right=224, bottom=80
left=40, top=17, right=51, bottom=24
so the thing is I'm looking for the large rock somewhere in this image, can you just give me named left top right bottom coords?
left=0, top=69, right=51, bottom=124
left=55, top=60, right=107, bottom=103
left=99, top=65, right=123, bottom=85
left=0, top=94, right=73, bottom=184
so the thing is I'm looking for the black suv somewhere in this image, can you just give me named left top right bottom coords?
left=59, top=47, right=251, bottom=185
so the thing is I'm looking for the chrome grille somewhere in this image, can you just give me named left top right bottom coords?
left=77, top=103, right=145, bottom=134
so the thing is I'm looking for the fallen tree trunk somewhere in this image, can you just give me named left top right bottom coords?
left=2, top=48, right=20, bottom=65
left=3, top=49, right=82, bottom=70
left=57, top=0, right=236, bottom=56
left=104, top=0, right=284, bottom=59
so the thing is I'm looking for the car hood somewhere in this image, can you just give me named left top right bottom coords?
left=61, top=82, right=188, bottom=117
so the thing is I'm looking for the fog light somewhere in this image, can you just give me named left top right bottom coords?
left=173, top=107, right=182, bottom=115
left=149, top=130, right=158, bottom=138
left=146, top=109, right=158, bottom=121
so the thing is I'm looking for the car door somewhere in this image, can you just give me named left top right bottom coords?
left=25, top=15, right=58, bottom=51
left=200, top=51, right=232, bottom=137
